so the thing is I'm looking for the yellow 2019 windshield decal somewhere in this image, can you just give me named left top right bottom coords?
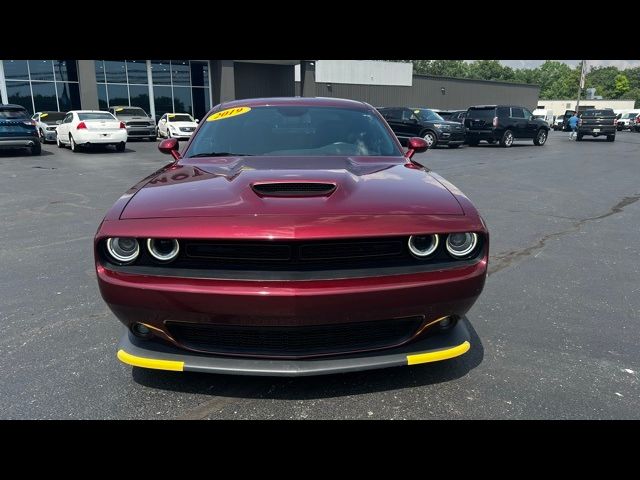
left=40, top=113, right=49, bottom=118
left=207, top=107, right=251, bottom=122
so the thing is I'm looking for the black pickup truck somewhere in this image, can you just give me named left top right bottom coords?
left=577, top=109, right=617, bottom=142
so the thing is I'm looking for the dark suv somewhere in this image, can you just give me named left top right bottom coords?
left=0, top=104, right=41, bottom=155
left=465, top=105, right=549, bottom=147
left=377, top=107, right=466, bottom=148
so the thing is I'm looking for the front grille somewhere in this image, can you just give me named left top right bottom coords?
left=166, top=316, right=424, bottom=357
left=182, top=238, right=405, bottom=268
left=127, top=122, right=153, bottom=127
left=179, top=127, right=195, bottom=132
left=252, top=182, right=336, bottom=197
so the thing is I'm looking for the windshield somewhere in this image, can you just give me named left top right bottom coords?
left=185, top=106, right=402, bottom=157
left=414, top=109, right=444, bottom=122
left=78, top=112, right=116, bottom=121
left=168, top=114, right=193, bottom=122
left=39, top=112, right=66, bottom=123
left=621, top=113, right=637, bottom=119
left=114, top=107, right=148, bottom=117
left=0, top=108, right=29, bottom=119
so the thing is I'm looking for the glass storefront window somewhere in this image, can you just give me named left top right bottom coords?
left=28, top=60, right=54, bottom=81
left=126, top=60, right=147, bottom=84
left=57, top=83, right=81, bottom=112
left=4, top=60, right=29, bottom=80
left=129, top=85, right=150, bottom=113
left=97, top=84, right=108, bottom=110
left=106, top=84, right=129, bottom=106
left=54, top=60, right=79, bottom=82
left=190, top=62, right=207, bottom=87
left=171, top=60, right=190, bottom=86
left=95, top=60, right=106, bottom=83
left=153, top=85, right=173, bottom=120
left=173, top=86, right=192, bottom=115
left=104, top=61, right=127, bottom=83
left=31, top=82, right=58, bottom=111
left=151, top=60, right=171, bottom=85
left=6, top=81, right=33, bottom=112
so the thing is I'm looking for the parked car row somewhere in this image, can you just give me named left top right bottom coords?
left=379, top=104, right=551, bottom=148
left=1, top=104, right=200, bottom=154
left=616, top=110, right=639, bottom=131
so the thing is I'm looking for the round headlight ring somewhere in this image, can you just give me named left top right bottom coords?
left=446, top=232, right=478, bottom=257
left=147, top=238, right=180, bottom=262
left=408, top=234, right=440, bottom=258
left=106, top=237, right=140, bottom=264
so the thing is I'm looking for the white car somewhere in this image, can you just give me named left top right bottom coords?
left=157, top=113, right=198, bottom=139
left=56, top=110, right=128, bottom=152
left=32, top=111, right=67, bottom=143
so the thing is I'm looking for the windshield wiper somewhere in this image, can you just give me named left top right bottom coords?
left=188, top=152, right=253, bottom=158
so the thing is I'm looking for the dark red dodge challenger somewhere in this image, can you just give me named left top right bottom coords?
left=95, top=97, right=488, bottom=376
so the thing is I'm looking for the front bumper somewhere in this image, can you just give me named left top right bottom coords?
left=126, top=127, right=156, bottom=138
left=42, top=129, right=57, bottom=141
left=437, top=130, right=465, bottom=145
left=117, top=319, right=471, bottom=376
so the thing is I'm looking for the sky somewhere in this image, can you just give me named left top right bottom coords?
left=499, top=60, right=640, bottom=70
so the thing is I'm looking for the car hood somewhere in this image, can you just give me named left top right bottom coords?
left=167, top=121, right=197, bottom=128
left=121, top=156, right=463, bottom=219
left=119, top=116, right=154, bottom=122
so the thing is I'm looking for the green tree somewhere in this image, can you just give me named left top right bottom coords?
left=585, top=66, right=620, bottom=98
left=466, top=60, right=515, bottom=81
left=614, top=74, right=630, bottom=97
left=621, top=87, right=640, bottom=108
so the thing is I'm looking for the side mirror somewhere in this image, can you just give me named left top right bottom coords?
left=56, top=120, right=62, bottom=125
left=405, top=137, right=428, bottom=159
left=158, top=138, right=181, bottom=161
left=195, top=119, right=200, bottom=123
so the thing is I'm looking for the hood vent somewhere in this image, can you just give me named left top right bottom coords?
left=252, top=182, right=336, bottom=197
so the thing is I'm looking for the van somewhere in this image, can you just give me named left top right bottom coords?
left=532, top=109, right=554, bottom=125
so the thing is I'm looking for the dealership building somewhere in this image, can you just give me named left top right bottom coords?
left=0, top=60, right=540, bottom=120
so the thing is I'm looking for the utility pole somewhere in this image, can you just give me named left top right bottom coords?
left=576, top=60, right=587, bottom=113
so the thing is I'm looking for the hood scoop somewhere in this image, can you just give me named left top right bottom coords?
left=252, top=182, right=336, bottom=197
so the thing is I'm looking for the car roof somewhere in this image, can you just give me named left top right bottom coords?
left=219, top=97, right=369, bottom=110
left=68, top=110, right=115, bottom=114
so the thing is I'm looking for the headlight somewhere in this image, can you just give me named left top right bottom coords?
left=446, top=233, right=478, bottom=257
left=408, top=234, right=439, bottom=258
left=147, top=238, right=180, bottom=262
left=106, top=237, right=140, bottom=264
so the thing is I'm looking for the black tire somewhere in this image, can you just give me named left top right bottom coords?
left=607, top=135, right=615, bottom=142
left=421, top=130, right=437, bottom=148
left=31, top=142, right=42, bottom=156
left=70, top=135, right=78, bottom=152
left=56, top=136, right=65, bottom=148
left=467, top=139, right=480, bottom=146
left=448, top=144, right=460, bottom=149
left=499, top=130, right=514, bottom=148
left=533, top=128, right=548, bottom=146
left=115, top=142, right=126, bottom=152
left=148, top=136, right=156, bottom=141
left=576, top=134, right=583, bottom=142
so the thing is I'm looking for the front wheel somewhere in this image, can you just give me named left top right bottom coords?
left=115, top=142, right=126, bottom=152
left=422, top=131, right=437, bottom=148
left=56, top=136, right=64, bottom=148
left=499, top=130, right=514, bottom=147
left=607, top=135, right=615, bottom=142
left=534, top=129, right=548, bottom=146
left=576, top=134, right=583, bottom=141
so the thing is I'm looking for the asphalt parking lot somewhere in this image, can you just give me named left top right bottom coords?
left=1, top=131, right=639, bottom=419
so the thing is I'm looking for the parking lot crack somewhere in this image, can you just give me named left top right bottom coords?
left=489, top=194, right=640, bottom=276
